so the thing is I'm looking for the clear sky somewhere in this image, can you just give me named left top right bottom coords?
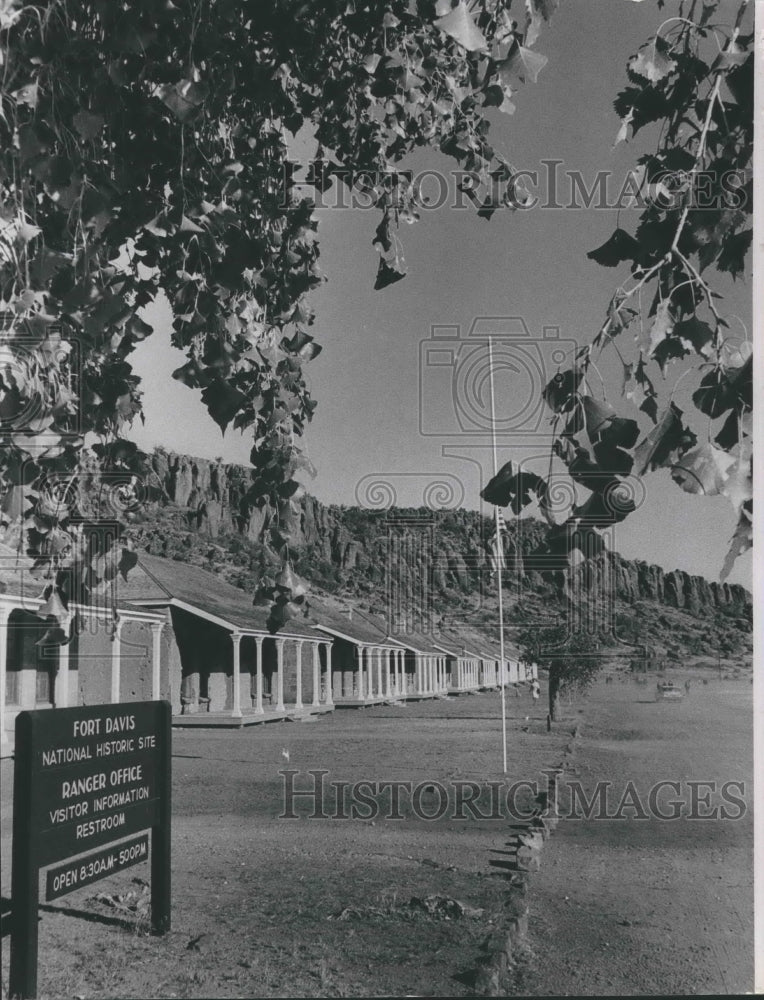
left=126, top=0, right=752, bottom=590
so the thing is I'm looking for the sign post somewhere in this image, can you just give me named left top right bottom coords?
left=9, top=701, right=171, bottom=1000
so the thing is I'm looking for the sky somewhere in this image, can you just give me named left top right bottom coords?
left=126, top=0, right=753, bottom=590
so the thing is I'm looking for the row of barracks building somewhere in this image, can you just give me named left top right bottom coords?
left=0, top=546, right=537, bottom=753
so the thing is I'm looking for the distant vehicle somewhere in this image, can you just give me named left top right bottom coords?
left=655, top=681, right=684, bottom=701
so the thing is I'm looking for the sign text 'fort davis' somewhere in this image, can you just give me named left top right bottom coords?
left=9, top=701, right=171, bottom=1000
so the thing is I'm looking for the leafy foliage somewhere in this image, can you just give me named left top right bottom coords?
left=482, top=0, right=753, bottom=582
left=0, top=0, right=558, bottom=626
left=515, top=620, right=603, bottom=719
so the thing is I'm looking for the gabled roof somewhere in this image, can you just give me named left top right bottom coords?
left=308, top=596, right=398, bottom=648
left=385, top=626, right=442, bottom=656
left=121, top=552, right=318, bottom=640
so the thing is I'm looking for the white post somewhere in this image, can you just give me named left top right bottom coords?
left=231, top=631, right=242, bottom=718
left=294, top=639, right=304, bottom=710
left=0, top=603, right=9, bottom=746
left=488, top=336, right=508, bottom=773
left=151, top=621, right=164, bottom=702
left=54, top=614, right=71, bottom=709
left=324, top=643, right=334, bottom=706
left=255, top=636, right=264, bottom=714
left=111, top=619, right=123, bottom=704
left=312, top=642, right=320, bottom=707
left=275, top=638, right=285, bottom=711
left=385, top=649, right=392, bottom=698
left=366, top=647, right=374, bottom=700
left=376, top=647, right=383, bottom=700
left=357, top=646, right=365, bottom=700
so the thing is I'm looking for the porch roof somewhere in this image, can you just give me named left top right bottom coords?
left=122, top=553, right=319, bottom=640
left=309, top=597, right=401, bottom=648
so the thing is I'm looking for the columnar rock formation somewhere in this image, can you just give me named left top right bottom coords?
left=137, top=451, right=751, bottom=619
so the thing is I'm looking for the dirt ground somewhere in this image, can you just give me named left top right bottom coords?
left=0, top=669, right=753, bottom=998
left=511, top=670, right=754, bottom=996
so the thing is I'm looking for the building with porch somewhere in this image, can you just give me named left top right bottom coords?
left=0, top=544, right=169, bottom=754
left=309, top=599, right=408, bottom=706
left=120, top=553, right=335, bottom=727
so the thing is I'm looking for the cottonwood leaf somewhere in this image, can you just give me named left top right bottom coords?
left=126, top=314, right=153, bottom=340
left=118, top=546, right=139, bottom=580
left=11, top=82, right=38, bottom=108
left=201, top=379, right=247, bottom=433
left=587, top=228, right=640, bottom=267
left=719, top=339, right=752, bottom=372
left=693, top=357, right=750, bottom=419
left=648, top=300, right=674, bottom=356
left=720, top=454, right=752, bottom=513
left=480, top=460, right=547, bottom=514
left=582, top=398, right=639, bottom=476
left=280, top=330, right=322, bottom=361
left=673, top=316, right=715, bottom=358
left=720, top=506, right=751, bottom=582
left=633, top=403, right=696, bottom=475
left=717, top=41, right=748, bottom=71
left=717, top=228, right=752, bottom=279
left=613, top=107, right=634, bottom=147
left=524, top=0, right=559, bottom=47
left=498, top=43, right=548, bottom=85
left=670, top=443, right=735, bottom=496
left=629, top=38, right=677, bottom=83
left=542, top=368, right=583, bottom=413
left=155, top=80, right=208, bottom=121
left=374, top=257, right=406, bottom=290
left=433, top=1, right=488, bottom=52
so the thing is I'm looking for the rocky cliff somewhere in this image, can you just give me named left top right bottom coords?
left=136, top=450, right=751, bottom=622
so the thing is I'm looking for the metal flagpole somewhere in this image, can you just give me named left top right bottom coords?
left=487, top=337, right=508, bottom=775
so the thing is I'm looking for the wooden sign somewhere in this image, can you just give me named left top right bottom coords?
left=9, top=701, right=171, bottom=1000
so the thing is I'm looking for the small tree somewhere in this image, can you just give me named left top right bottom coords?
left=517, top=622, right=602, bottom=722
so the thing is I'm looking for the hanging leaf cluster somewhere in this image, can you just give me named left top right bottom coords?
left=481, top=0, right=752, bottom=582
left=0, top=0, right=558, bottom=617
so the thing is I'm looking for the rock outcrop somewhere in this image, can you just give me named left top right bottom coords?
left=138, top=451, right=751, bottom=620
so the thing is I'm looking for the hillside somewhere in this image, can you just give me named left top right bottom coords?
left=114, top=450, right=753, bottom=666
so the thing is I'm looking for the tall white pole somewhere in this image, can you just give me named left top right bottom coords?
left=488, top=337, right=508, bottom=775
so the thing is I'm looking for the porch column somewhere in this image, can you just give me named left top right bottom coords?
left=376, top=648, right=383, bottom=700
left=357, top=646, right=365, bottom=700
left=294, top=639, right=304, bottom=709
left=365, top=646, right=374, bottom=700
left=384, top=649, right=392, bottom=698
left=151, top=621, right=164, bottom=701
left=323, top=643, right=334, bottom=706
left=0, top=603, right=9, bottom=746
left=254, top=636, right=264, bottom=714
left=275, top=638, right=285, bottom=711
left=110, top=619, right=123, bottom=703
left=54, top=614, right=72, bottom=709
left=397, top=650, right=403, bottom=695
left=231, top=631, right=242, bottom=718
left=311, top=642, right=320, bottom=707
